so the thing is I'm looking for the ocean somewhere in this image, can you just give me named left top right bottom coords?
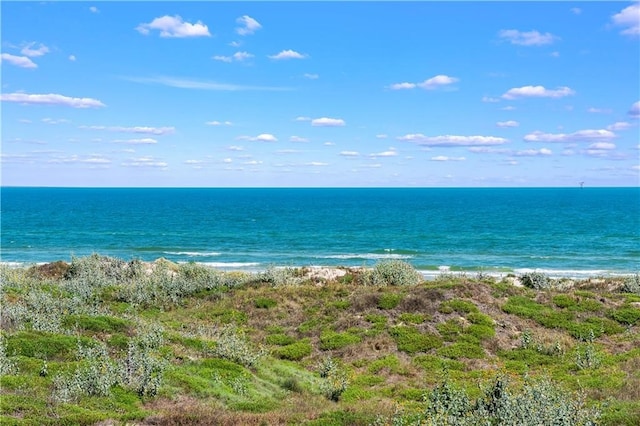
left=1, top=187, right=638, bottom=278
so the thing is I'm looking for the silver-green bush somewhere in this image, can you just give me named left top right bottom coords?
left=364, top=260, right=423, bottom=286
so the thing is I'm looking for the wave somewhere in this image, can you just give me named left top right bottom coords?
left=163, top=251, right=221, bottom=257
left=319, top=253, right=414, bottom=260
left=197, top=262, right=261, bottom=268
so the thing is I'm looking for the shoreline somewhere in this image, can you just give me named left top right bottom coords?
left=1, top=257, right=636, bottom=281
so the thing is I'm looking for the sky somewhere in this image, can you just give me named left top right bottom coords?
left=1, top=1, right=639, bottom=187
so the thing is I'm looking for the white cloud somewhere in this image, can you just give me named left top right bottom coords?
left=323, top=142, right=335, bottom=146
left=524, top=129, right=615, bottom=143
left=244, top=160, right=263, bottom=165
left=311, top=117, right=346, bottom=127
left=588, top=142, right=616, bottom=150
left=68, top=55, right=76, bottom=61
left=607, top=121, right=632, bottom=131
left=398, top=134, right=508, bottom=147
left=514, top=148, right=552, bottom=156
left=239, top=133, right=278, bottom=142
left=289, top=136, right=309, bottom=143
left=223, top=158, right=233, bottom=163
left=467, top=147, right=510, bottom=154
left=498, top=29, right=558, bottom=46
left=276, top=149, right=300, bottom=154
left=369, top=149, right=398, bottom=158
left=550, top=51, right=560, bottom=57
left=1, top=53, right=37, bottom=68
left=502, top=85, right=575, bottom=100
left=229, top=41, right=242, bottom=47
left=268, top=49, right=307, bottom=60
left=1, top=92, right=105, bottom=108
left=501, top=106, right=516, bottom=111
left=136, top=15, right=211, bottom=38
left=227, top=145, right=244, bottom=151
left=122, top=157, right=168, bottom=168
left=303, top=73, right=319, bottom=80
left=206, top=120, right=232, bottom=126
left=389, top=82, right=416, bottom=90
left=629, top=101, right=640, bottom=118
left=496, top=120, right=519, bottom=128
left=213, top=55, right=232, bottom=63
left=235, top=15, right=262, bottom=36
left=20, top=42, right=49, bottom=57
left=482, top=96, right=500, bottom=103
left=42, top=118, right=70, bottom=124
left=587, top=107, right=612, bottom=114
left=89, top=6, right=99, bottom=13
left=431, top=156, right=466, bottom=161
left=417, top=75, right=458, bottom=89
left=80, top=125, right=174, bottom=135
left=340, top=151, right=360, bottom=157
left=571, top=7, right=582, bottom=15
left=611, top=3, right=640, bottom=36
left=214, top=51, right=254, bottom=62
left=306, top=162, right=328, bottom=167
left=123, top=75, right=290, bottom=91
left=295, top=116, right=311, bottom=122
left=376, top=134, right=388, bottom=139
left=113, top=138, right=158, bottom=144
left=389, top=75, right=458, bottom=91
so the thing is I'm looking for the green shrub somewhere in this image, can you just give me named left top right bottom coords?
left=377, top=293, right=402, bottom=310
left=467, top=312, right=494, bottom=327
left=398, top=312, right=426, bottom=324
left=439, top=299, right=478, bottom=314
left=608, top=306, right=640, bottom=325
left=390, top=326, right=442, bottom=354
left=553, top=294, right=576, bottom=308
left=62, top=314, right=130, bottom=333
left=437, top=319, right=464, bottom=341
left=320, top=366, right=348, bottom=402
left=621, top=273, right=640, bottom=295
left=466, top=324, right=495, bottom=340
left=437, top=342, right=485, bottom=359
left=319, top=331, right=361, bottom=350
left=254, top=297, right=277, bottom=309
left=364, top=260, right=423, bottom=286
left=273, top=341, right=312, bottom=361
left=265, top=334, right=296, bottom=346
left=206, top=326, right=265, bottom=367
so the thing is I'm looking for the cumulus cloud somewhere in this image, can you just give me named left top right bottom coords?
left=1, top=53, right=37, bottom=68
left=80, top=125, right=174, bottom=135
left=587, top=107, right=612, bottom=114
left=206, top=120, right=232, bottom=126
left=69, top=55, right=76, bottom=61
left=482, top=96, right=500, bottom=103
left=306, top=162, right=329, bottom=167
left=42, top=118, right=70, bottom=124
left=588, top=142, right=616, bottom=150
left=268, top=49, right=306, bottom=60
left=629, top=101, right=640, bottom=118
left=571, top=7, right=582, bottom=15
left=289, top=136, right=309, bottom=142
left=398, top=134, right=508, bottom=147
left=376, top=134, right=388, bottom=139
left=514, top=148, right=552, bottom=156
left=498, top=29, right=558, bottom=46
left=136, top=15, right=211, bottom=38
left=340, top=151, right=360, bottom=157
left=1, top=92, right=105, bottom=108
left=235, top=15, right=262, bottom=36
left=369, top=149, right=398, bottom=158
left=89, top=6, right=99, bottom=13
left=611, top=3, right=640, bottom=36
left=20, top=42, right=49, bottom=57
left=238, top=133, right=278, bottom=142
left=121, top=156, right=168, bottom=168
left=213, top=51, right=254, bottom=62
left=303, top=73, right=319, bottom=80
left=431, top=156, right=466, bottom=161
left=113, top=138, right=158, bottom=144
left=496, top=120, right=519, bottom=128
left=467, top=147, right=510, bottom=154
left=502, top=85, right=575, bottom=100
left=524, top=129, right=615, bottom=143
left=311, top=117, right=346, bottom=127
left=389, top=75, right=458, bottom=90
left=607, top=121, right=632, bottom=131
left=295, top=116, right=311, bottom=122
left=227, top=145, right=245, bottom=151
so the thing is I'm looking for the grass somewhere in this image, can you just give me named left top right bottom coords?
left=1, top=256, right=638, bottom=425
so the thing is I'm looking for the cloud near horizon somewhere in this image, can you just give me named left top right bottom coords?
left=311, top=117, right=346, bottom=127
left=1, top=93, right=106, bottom=108
left=1, top=53, right=37, bottom=68
left=389, top=74, right=458, bottom=90
left=268, top=49, right=307, bottom=60
left=398, top=134, right=509, bottom=147
left=498, top=29, right=558, bottom=46
left=524, top=129, right=616, bottom=143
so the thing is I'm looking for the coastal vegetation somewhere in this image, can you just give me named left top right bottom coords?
left=1, top=255, right=639, bottom=425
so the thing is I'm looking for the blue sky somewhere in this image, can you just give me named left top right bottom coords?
left=1, top=1, right=639, bottom=187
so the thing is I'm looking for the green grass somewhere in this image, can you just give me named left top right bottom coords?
left=390, top=326, right=443, bottom=354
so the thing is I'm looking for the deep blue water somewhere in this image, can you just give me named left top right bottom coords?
left=1, top=187, right=639, bottom=277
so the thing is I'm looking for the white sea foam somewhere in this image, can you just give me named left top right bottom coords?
left=199, top=262, right=260, bottom=268
left=320, top=253, right=414, bottom=260
left=163, top=251, right=221, bottom=257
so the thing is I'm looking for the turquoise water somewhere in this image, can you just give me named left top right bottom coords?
left=1, top=187, right=638, bottom=277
